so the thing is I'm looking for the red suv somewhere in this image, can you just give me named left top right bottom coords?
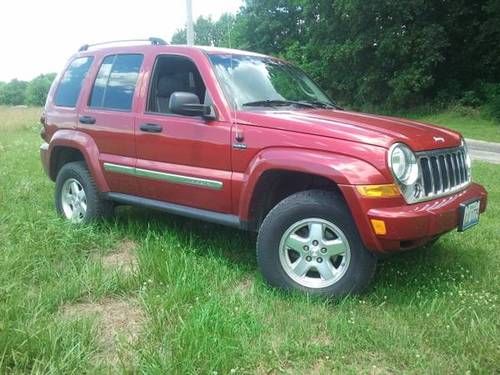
left=40, top=38, right=487, bottom=296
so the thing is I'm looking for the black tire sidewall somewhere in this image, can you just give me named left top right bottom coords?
left=257, top=190, right=376, bottom=296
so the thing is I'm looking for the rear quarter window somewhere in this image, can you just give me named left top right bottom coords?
left=89, top=54, right=143, bottom=111
left=54, top=57, right=94, bottom=107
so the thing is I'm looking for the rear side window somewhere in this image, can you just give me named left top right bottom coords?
left=89, top=54, right=143, bottom=111
left=54, top=57, right=94, bottom=107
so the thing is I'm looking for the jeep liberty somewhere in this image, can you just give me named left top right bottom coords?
left=40, top=38, right=488, bottom=296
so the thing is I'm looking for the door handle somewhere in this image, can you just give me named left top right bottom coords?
left=79, top=115, right=96, bottom=125
left=140, top=123, right=163, bottom=133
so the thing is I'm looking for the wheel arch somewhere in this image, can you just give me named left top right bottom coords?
left=48, top=130, right=109, bottom=192
left=246, top=169, right=343, bottom=231
left=238, top=147, right=388, bottom=231
left=49, top=146, right=85, bottom=180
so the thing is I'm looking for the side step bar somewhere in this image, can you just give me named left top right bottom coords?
left=105, top=193, right=242, bottom=229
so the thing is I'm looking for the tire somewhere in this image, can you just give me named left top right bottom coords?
left=55, top=161, right=114, bottom=223
left=257, top=190, right=377, bottom=297
left=424, top=235, right=441, bottom=248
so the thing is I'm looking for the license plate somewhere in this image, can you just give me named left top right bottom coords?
left=458, top=199, right=480, bottom=232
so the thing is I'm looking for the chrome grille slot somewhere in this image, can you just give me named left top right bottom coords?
left=430, top=156, right=441, bottom=193
left=459, top=152, right=467, bottom=182
left=438, top=155, right=448, bottom=190
left=452, top=153, right=460, bottom=183
left=420, top=158, right=432, bottom=195
left=446, top=154, right=455, bottom=187
left=417, top=146, right=470, bottom=200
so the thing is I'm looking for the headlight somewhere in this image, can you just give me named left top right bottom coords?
left=388, top=143, right=419, bottom=185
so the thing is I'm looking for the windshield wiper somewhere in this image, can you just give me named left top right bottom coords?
left=243, top=99, right=343, bottom=110
left=242, top=100, right=316, bottom=108
left=299, top=100, right=343, bottom=110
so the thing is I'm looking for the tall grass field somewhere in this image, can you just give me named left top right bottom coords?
left=0, top=106, right=498, bottom=373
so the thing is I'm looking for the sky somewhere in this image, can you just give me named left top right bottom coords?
left=0, top=0, right=243, bottom=82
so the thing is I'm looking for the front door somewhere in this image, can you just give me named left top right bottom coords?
left=135, top=53, right=232, bottom=213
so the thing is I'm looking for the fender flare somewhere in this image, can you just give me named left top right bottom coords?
left=48, top=129, right=109, bottom=192
left=237, top=147, right=388, bottom=221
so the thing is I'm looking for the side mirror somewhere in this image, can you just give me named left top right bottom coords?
left=169, top=92, right=216, bottom=120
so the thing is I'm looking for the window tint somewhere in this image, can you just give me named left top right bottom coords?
left=54, top=57, right=93, bottom=107
left=89, top=54, right=143, bottom=110
left=147, top=55, right=207, bottom=113
left=88, top=56, right=113, bottom=108
left=209, top=54, right=332, bottom=109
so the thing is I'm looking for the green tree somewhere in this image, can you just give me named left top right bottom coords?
left=235, top=0, right=500, bottom=109
left=0, top=79, right=28, bottom=105
left=171, top=28, right=187, bottom=44
left=170, top=14, right=236, bottom=47
left=168, top=1, right=499, bottom=110
left=234, top=0, right=306, bottom=53
left=25, top=73, right=56, bottom=106
left=0, top=81, right=5, bottom=103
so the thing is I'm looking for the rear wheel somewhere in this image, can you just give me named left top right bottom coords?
left=257, top=190, right=377, bottom=297
left=55, top=161, right=113, bottom=223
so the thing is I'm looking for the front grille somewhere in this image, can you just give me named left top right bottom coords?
left=418, top=147, right=469, bottom=198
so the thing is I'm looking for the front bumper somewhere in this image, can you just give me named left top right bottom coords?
left=340, top=182, right=488, bottom=252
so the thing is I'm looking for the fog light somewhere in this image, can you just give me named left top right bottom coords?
left=371, top=219, right=387, bottom=235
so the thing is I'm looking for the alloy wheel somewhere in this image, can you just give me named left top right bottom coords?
left=61, top=178, right=87, bottom=223
left=279, top=218, right=351, bottom=288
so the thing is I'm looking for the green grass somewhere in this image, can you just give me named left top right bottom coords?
left=413, top=107, right=500, bottom=143
left=0, top=107, right=499, bottom=373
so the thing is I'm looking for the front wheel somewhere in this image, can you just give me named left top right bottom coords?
left=257, top=190, right=377, bottom=297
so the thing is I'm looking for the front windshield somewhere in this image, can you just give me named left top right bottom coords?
left=209, top=54, right=334, bottom=109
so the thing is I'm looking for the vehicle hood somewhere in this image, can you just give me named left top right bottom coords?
left=236, top=109, right=462, bottom=151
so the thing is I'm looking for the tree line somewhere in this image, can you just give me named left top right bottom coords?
left=0, top=74, right=56, bottom=106
left=2, top=0, right=499, bottom=116
left=172, top=0, right=500, bottom=116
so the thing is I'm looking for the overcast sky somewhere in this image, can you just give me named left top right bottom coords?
left=0, top=0, right=243, bottom=82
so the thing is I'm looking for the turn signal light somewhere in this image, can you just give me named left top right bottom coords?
left=356, top=184, right=400, bottom=198
left=370, top=219, right=387, bottom=235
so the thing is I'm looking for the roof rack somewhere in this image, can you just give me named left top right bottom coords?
left=78, top=37, right=167, bottom=52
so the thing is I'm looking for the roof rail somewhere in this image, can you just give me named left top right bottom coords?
left=78, top=37, right=167, bottom=52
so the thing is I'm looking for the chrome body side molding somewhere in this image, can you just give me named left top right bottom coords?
left=103, top=162, right=223, bottom=190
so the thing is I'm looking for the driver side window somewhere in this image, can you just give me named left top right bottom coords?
left=147, top=55, right=209, bottom=114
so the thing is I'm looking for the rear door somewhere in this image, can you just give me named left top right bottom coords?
left=134, top=52, right=233, bottom=213
left=78, top=53, right=144, bottom=195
